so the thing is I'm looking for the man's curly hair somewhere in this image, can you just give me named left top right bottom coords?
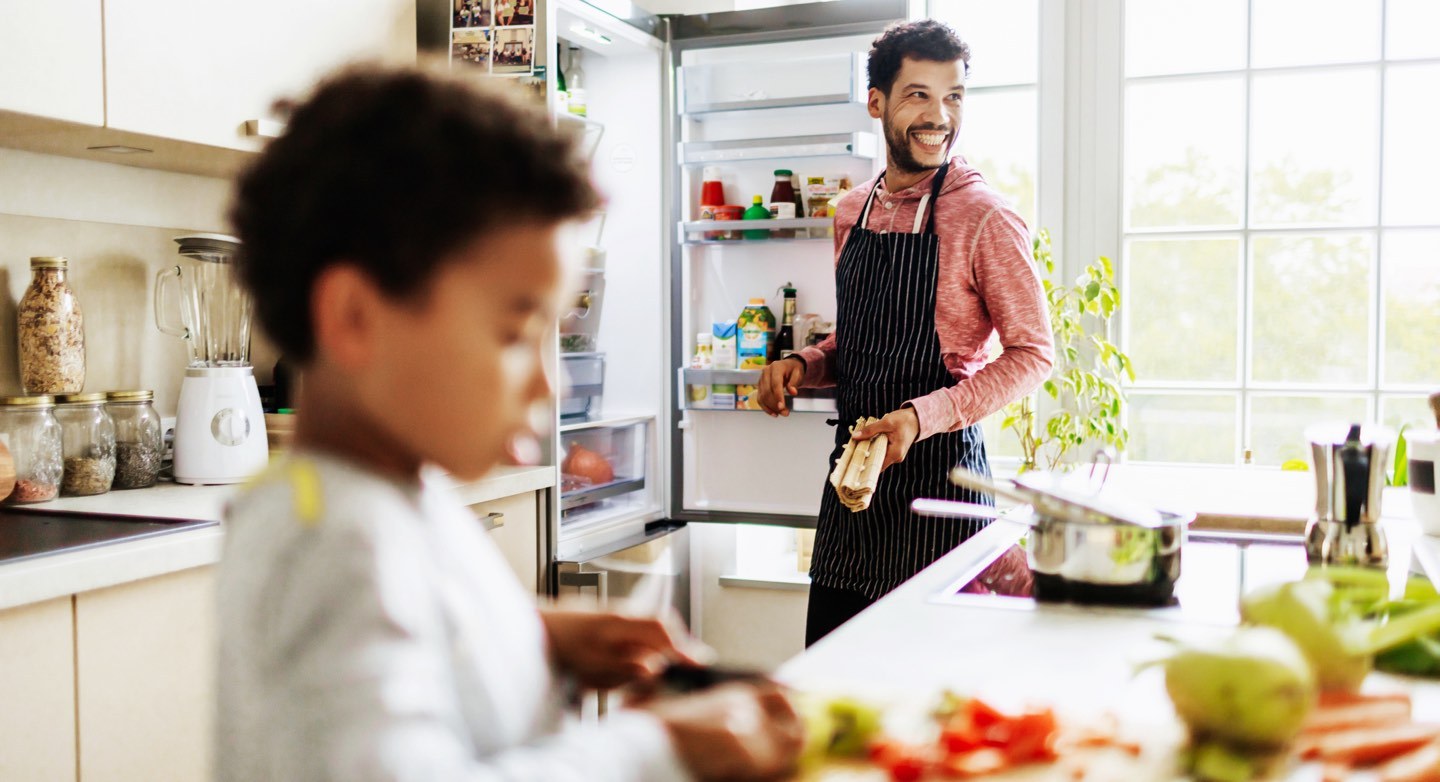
left=867, top=19, right=972, bottom=96
left=230, top=64, right=599, bottom=361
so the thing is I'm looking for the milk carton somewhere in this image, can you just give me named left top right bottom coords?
left=711, top=321, right=738, bottom=409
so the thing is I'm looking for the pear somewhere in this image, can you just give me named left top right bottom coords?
left=1241, top=579, right=1371, bottom=692
left=1159, top=626, right=1317, bottom=748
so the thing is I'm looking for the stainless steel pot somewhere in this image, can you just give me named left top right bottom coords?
left=917, top=465, right=1196, bottom=606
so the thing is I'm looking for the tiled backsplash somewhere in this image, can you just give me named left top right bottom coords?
left=0, top=149, right=277, bottom=416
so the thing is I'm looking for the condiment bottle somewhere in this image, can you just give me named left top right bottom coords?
left=699, top=166, right=727, bottom=239
left=768, top=170, right=798, bottom=238
left=18, top=256, right=85, bottom=394
left=688, top=332, right=713, bottom=407
left=0, top=395, right=62, bottom=504
left=55, top=392, right=115, bottom=497
left=742, top=195, right=771, bottom=240
left=106, top=390, right=162, bottom=489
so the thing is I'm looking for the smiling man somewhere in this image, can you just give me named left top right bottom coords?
left=757, top=19, right=1054, bottom=646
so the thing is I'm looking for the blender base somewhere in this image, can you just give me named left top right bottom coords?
left=173, top=366, right=269, bottom=485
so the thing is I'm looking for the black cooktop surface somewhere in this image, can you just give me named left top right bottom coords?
left=0, top=511, right=217, bottom=565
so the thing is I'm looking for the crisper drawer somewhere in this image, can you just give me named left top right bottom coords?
left=559, top=417, right=653, bottom=532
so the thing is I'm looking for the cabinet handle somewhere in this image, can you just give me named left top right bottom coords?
left=244, top=119, right=285, bottom=139
left=481, top=511, right=505, bottom=531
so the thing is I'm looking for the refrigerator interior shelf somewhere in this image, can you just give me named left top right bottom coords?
left=559, top=413, right=656, bottom=433
left=679, top=132, right=877, bottom=164
left=561, top=475, right=646, bottom=511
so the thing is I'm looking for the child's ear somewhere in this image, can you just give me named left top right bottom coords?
left=310, top=264, right=380, bottom=371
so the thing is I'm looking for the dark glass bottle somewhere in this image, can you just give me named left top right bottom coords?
left=773, top=284, right=797, bottom=361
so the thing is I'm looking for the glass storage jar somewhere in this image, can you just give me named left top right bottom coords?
left=106, top=390, right=162, bottom=489
left=0, top=395, right=62, bottom=504
left=17, top=256, right=85, bottom=394
left=55, top=392, right=115, bottom=496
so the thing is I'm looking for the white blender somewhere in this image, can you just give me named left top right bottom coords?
left=155, top=234, right=268, bottom=484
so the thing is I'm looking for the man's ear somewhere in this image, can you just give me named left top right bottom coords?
left=867, top=86, right=885, bottom=120
left=310, top=264, right=382, bottom=372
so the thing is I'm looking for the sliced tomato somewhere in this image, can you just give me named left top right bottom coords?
left=885, top=753, right=928, bottom=782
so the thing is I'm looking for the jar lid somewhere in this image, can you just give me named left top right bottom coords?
left=0, top=395, right=55, bottom=407
left=30, top=256, right=68, bottom=269
left=105, top=390, right=154, bottom=402
left=55, top=392, right=107, bottom=405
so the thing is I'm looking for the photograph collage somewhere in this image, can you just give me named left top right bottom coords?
left=450, top=0, right=536, bottom=76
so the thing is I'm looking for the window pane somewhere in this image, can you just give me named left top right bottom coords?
left=1126, top=77, right=1244, bottom=228
left=958, top=88, right=1037, bottom=226
left=1382, top=230, right=1440, bottom=386
left=1250, top=69, right=1380, bottom=227
left=1125, top=0, right=1247, bottom=77
left=931, top=0, right=1038, bottom=87
left=1126, top=238, right=1241, bottom=382
left=1383, top=64, right=1440, bottom=226
left=1386, top=0, right=1440, bottom=60
left=980, top=409, right=1023, bottom=460
left=1251, top=234, right=1374, bottom=384
left=1250, top=395, right=1369, bottom=466
left=1251, top=0, right=1381, bottom=68
left=1382, top=395, right=1434, bottom=431
left=1127, top=393, right=1238, bottom=464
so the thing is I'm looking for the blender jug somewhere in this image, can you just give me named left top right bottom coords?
left=1304, top=422, right=1393, bottom=568
left=154, top=234, right=252, bottom=367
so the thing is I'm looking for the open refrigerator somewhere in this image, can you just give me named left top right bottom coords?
left=528, top=0, right=906, bottom=617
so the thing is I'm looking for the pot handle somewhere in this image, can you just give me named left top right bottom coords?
left=154, top=265, right=189, bottom=339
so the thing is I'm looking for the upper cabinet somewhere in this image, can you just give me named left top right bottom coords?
left=103, top=0, right=417, bottom=152
left=0, top=0, right=104, bottom=125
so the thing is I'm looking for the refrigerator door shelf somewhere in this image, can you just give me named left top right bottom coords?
left=679, top=217, right=834, bottom=245
left=679, top=52, right=866, bottom=116
left=679, top=131, right=878, bottom=165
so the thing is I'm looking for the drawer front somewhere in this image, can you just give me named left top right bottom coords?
left=469, top=491, right=541, bottom=594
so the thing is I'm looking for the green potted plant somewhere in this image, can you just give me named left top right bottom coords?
left=1003, top=230, right=1135, bottom=471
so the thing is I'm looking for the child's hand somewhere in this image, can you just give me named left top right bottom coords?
left=539, top=609, right=711, bottom=690
left=643, top=682, right=805, bottom=782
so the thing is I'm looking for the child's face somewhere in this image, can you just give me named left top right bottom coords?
left=365, top=222, right=568, bottom=480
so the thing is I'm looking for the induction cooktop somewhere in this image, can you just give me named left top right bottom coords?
left=0, top=511, right=217, bottom=565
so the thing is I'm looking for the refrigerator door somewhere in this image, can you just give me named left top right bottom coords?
left=555, top=521, right=691, bottom=627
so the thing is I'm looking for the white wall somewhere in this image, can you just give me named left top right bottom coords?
left=0, top=148, right=275, bottom=415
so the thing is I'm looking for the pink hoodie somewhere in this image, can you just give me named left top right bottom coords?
left=795, top=158, right=1054, bottom=441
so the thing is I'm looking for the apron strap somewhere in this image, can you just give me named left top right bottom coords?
left=857, top=173, right=883, bottom=229
left=923, top=161, right=950, bottom=235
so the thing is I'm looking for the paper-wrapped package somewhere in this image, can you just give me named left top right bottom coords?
left=828, top=417, right=888, bottom=512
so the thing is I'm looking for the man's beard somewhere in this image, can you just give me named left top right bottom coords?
left=883, top=109, right=952, bottom=174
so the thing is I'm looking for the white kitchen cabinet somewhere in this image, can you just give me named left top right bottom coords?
left=470, top=491, right=543, bottom=594
left=102, top=0, right=416, bottom=152
left=74, top=566, right=215, bottom=782
left=0, top=597, right=77, bottom=782
left=0, top=1, right=104, bottom=126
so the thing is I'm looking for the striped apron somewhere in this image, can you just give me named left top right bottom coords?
left=808, top=162, right=993, bottom=602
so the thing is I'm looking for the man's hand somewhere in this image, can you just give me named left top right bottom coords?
left=852, top=406, right=921, bottom=471
left=756, top=357, right=806, bottom=417
left=539, top=609, right=709, bottom=690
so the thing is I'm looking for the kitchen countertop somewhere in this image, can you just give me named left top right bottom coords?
left=0, top=463, right=556, bottom=611
left=777, top=506, right=1440, bottom=779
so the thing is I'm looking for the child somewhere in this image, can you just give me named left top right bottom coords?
left=217, top=65, right=803, bottom=781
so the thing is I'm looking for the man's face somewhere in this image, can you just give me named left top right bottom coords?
left=360, top=223, right=570, bottom=480
left=869, top=57, right=966, bottom=174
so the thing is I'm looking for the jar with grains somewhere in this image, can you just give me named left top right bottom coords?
left=55, top=393, right=114, bottom=496
left=18, top=256, right=85, bottom=395
left=106, top=390, right=162, bottom=489
left=0, top=396, right=62, bottom=504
